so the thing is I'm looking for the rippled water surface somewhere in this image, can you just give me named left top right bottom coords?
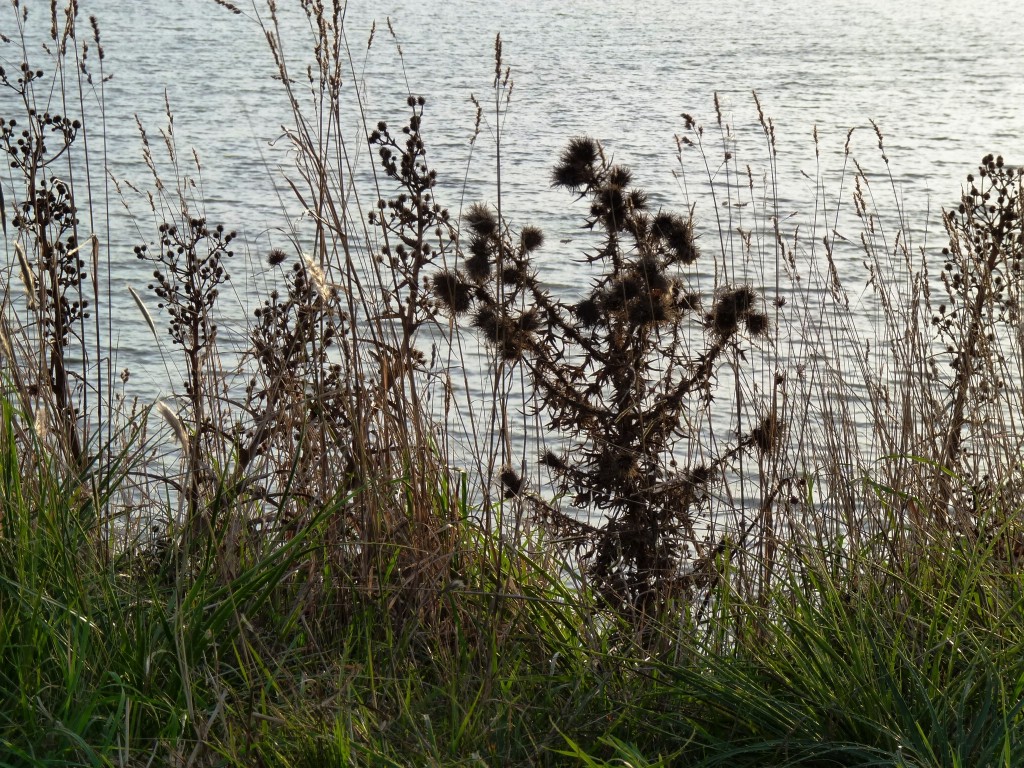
left=2, top=0, right=1023, bottom=403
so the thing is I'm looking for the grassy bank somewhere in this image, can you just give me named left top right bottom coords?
left=2, top=2, right=1023, bottom=765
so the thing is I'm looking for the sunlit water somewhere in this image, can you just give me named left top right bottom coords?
left=2, top=0, right=1022, bottom=504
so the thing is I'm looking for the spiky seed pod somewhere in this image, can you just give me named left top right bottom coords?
left=606, top=165, right=633, bottom=189
left=469, top=237, right=492, bottom=259
left=628, top=188, right=649, bottom=212
left=745, top=311, right=770, bottom=337
left=627, top=295, right=674, bottom=326
left=710, top=301, right=740, bottom=337
left=711, top=286, right=759, bottom=335
left=552, top=136, right=601, bottom=192
left=432, top=270, right=473, bottom=315
left=267, top=248, right=288, bottom=266
left=674, top=287, right=701, bottom=313
left=688, top=464, right=712, bottom=487
left=516, top=307, right=542, bottom=334
left=464, top=203, right=498, bottom=237
left=616, top=276, right=642, bottom=302
left=520, top=225, right=545, bottom=253
left=635, top=256, right=669, bottom=292
left=540, top=450, right=568, bottom=471
left=501, top=263, right=529, bottom=288
left=726, top=286, right=758, bottom=314
left=737, top=286, right=761, bottom=313
left=626, top=296, right=659, bottom=325
left=629, top=212, right=651, bottom=240
left=749, top=414, right=782, bottom=455
left=499, top=338, right=524, bottom=361
left=593, top=186, right=627, bottom=225
left=500, top=467, right=524, bottom=497
left=465, top=237, right=492, bottom=282
left=652, top=212, right=699, bottom=265
left=473, top=304, right=500, bottom=342
left=498, top=324, right=530, bottom=361
left=573, top=296, right=603, bottom=327
left=596, top=448, right=636, bottom=484
left=600, top=286, right=626, bottom=314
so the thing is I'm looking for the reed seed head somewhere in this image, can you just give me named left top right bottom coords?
left=156, top=400, right=190, bottom=457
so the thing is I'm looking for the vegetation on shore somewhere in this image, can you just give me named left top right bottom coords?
left=1, top=2, right=1023, bottom=765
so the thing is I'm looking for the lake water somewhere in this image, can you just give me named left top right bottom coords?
left=2, top=0, right=1023, bottom=473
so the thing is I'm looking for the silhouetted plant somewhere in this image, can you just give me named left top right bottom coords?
left=136, top=216, right=234, bottom=541
left=438, top=137, right=780, bottom=618
left=365, top=97, right=460, bottom=461
left=368, top=97, right=457, bottom=342
left=1, top=64, right=90, bottom=465
left=931, top=154, right=1024, bottom=524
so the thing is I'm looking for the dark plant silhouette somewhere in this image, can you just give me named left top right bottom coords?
left=137, top=219, right=234, bottom=417
left=436, top=137, right=781, bottom=618
left=135, top=215, right=234, bottom=551
left=367, top=97, right=457, bottom=334
left=1, top=65, right=90, bottom=465
left=365, top=97, right=459, bottom=445
left=931, top=154, right=1024, bottom=524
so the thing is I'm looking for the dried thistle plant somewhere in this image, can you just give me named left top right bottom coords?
left=438, top=136, right=780, bottom=618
